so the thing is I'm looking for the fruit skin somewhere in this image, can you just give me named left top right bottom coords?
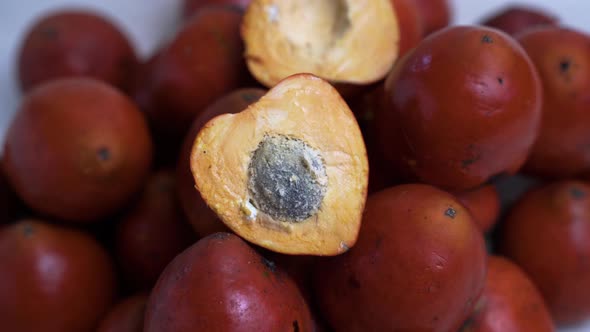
left=455, top=184, right=500, bottom=233
left=115, top=170, right=197, bottom=290
left=183, top=0, right=252, bottom=19
left=0, top=220, right=117, bottom=332
left=481, top=6, right=558, bottom=36
left=414, top=0, right=452, bottom=35
left=391, top=0, right=424, bottom=57
left=3, top=78, right=153, bottom=222
left=177, top=88, right=265, bottom=237
left=314, top=184, right=487, bottom=332
left=144, top=7, right=250, bottom=142
left=518, top=27, right=590, bottom=178
left=377, top=26, right=542, bottom=191
left=17, top=10, right=137, bottom=93
left=500, top=181, right=590, bottom=325
left=97, top=293, right=148, bottom=332
left=460, top=256, right=555, bottom=332
left=144, top=232, right=314, bottom=332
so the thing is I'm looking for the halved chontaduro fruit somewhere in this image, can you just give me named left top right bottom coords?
left=241, top=0, right=400, bottom=88
left=190, top=74, right=368, bottom=255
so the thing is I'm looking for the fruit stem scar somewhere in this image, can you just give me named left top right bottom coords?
left=445, top=207, right=456, bottom=219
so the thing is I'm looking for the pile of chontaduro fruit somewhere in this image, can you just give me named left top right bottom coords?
left=2, top=0, right=590, bottom=331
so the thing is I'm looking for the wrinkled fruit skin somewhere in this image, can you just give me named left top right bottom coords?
left=116, top=170, right=197, bottom=290
left=377, top=26, right=542, bottom=191
left=481, top=6, right=558, bottom=36
left=3, top=78, right=153, bottom=222
left=500, top=181, right=590, bottom=325
left=519, top=27, right=590, bottom=178
left=17, top=10, right=137, bottom=93
left=144, top=232, right=314, bottom=332
left=460, top=256, right=555, bottom=332
left=0, top=220, right=117, bottom=332
left=97, top=293, right=148, bottom=332
left=414, top=0, right=452, bottom=35
left=314, top=184, right=487, bottom=332
left=183, top=0, right=252, bottom=19
left=455, top=184, right=500, bottom=233
left=177, top=88, right=265, bottom=237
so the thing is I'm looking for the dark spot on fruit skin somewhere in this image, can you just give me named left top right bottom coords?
left=97, top=147, right=111, bottom=161
left=560, top=58, right=572, bottom=73
left=22, top=223, right=35, bottom=238
left=292, top=320, right=299, bottom=332
left=445, top=207, right=456, bottom=219
left=497, top=77, right=504, bottom=85
left=570, top=186, right=586, bottom=199
left=242, top=93, right=261, bottom=104
left=262, top=256, right=277, bottom=273
left=39, top=25, right=58, bottom=39
left=481, top=35, right=493, bottom=43
left=210, top=232, right=231, bottom=239
left=348, top=275, right=361, bottom=289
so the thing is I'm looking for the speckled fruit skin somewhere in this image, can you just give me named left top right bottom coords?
left=116, top=170, right=197, bottom=291
left=3, top=78, right=153, bottom=222
left=97, top=293, right=148, bottom=332
left=0, top=220, right=117, bottom=332
left=177, top=88, right=265, bottom=237
left=183, top=0, right=252, bottom=19
left=460, top=256, right=555, bottom=332
left=481, top=6, right=558, bottom=36
left=455, top=184, right=500, bottom=233
left=500, top=181, right=590, bottom=325
left=414, top=0, right=451, bottom=35
left=314, top=184, right=487, bottom=332
left=17, top=10, right=137, bottom=93
left=391, top=0, right=424, bottom=57
left=376, top=26, right=542, bottom=191
left=144, top=7, right=250, bottom=141
left=519, top=27, right=590, bottom=178
left=144, top=232, right=314, bottom=332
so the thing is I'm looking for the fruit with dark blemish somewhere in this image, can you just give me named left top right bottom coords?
left=115, top=170, right=197, bottom=291
left=97, top=293, right=148, bottom=332
left=0, top=220, right=117, bottom=331
left=144, top=232, right=313, bottom=332
left=481, top=5, right=558, bottom=36
left=455, top=184, right=500, bottom=233
left=177, top=88, right=266, bottom=237
left=460, top=256, right=554, bottom=332
left=183, top=0, right=252, bottom=19
left=3, top=78, right=153, bottom=222
left=518, top=27, right=590, bottom=178
left=500, top=181, right=590, bottom=325
left=143, top=7, right=250, bottom=143
left=17, top=10, right=137, bottom=93
left=376, top=26, right=542, bottom=191
left=413, top=0, right=452, bottom=35
left=190, top=74, right=368, bottom=255
left=314, top=184, right=487, bottom=331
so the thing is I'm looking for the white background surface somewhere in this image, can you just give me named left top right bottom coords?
left=0, top=0, right=589, bottom=331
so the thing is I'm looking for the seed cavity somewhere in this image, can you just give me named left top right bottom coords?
left=248, top=134, right=327, bottom=223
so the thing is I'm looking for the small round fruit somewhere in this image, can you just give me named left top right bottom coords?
left=17, top=10, right=137, bottom=92
left=500, top=181, right=590, bottom=325
left=455, top=184, right=500, bottom=233
left=314, top=184, right=487, bottom=332
left=519, top=27, right=590, bottom=178
left=377, top=26, right=542, bottom=191
left=144, top=232, right=314, bottom=332
left=177, top=88, right=265, bottom=237
left=460, top=256, right=554, bottom=332
left=191, top=74, right=368, bottom=255
left=414, top=0, right=452, bottom=35
left=3, top=78, right=153, bottom=222
left=0, top=220, right=117, bottom=331
left=481, top=5, right=558, bottom=36
left=97, top=294, right=148, bottom=332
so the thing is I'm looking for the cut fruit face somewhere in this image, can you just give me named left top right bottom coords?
left=190, top=74, right=368, bottom=255
left=242, top=0, right=400, bottom=87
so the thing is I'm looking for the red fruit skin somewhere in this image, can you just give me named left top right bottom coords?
left=314, top=184, right=487, bottom=332
left=414, top=0, right=452, bottom=35
left=3, top=78, right=153, bottom=222
left=500, top=181, right=590, bottom=325
left=455, top=184, right=501, bottom=233
left=460, top=256, right=555, bottom=332
left=391, top=0, right=424, bottom=57
left=0, top=220, right=117, bottom=331
left=183, top=0, right=252, bottom=19
left=97, top=293, right=148, bottom=332
left=17, top=10, right=137, bottom=93
left=377, top=26, right=542, bottom=191
left=116, top=170, right=197, bottom=290
left=177, top=88, right=265, bottom=237
left=145, top=7, right=250, bottom=141
left=519, top=27, right=590, bottom=178
left=144, top=232, right=314, bottom=332
left=481, top=6, right=558, bottom=36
